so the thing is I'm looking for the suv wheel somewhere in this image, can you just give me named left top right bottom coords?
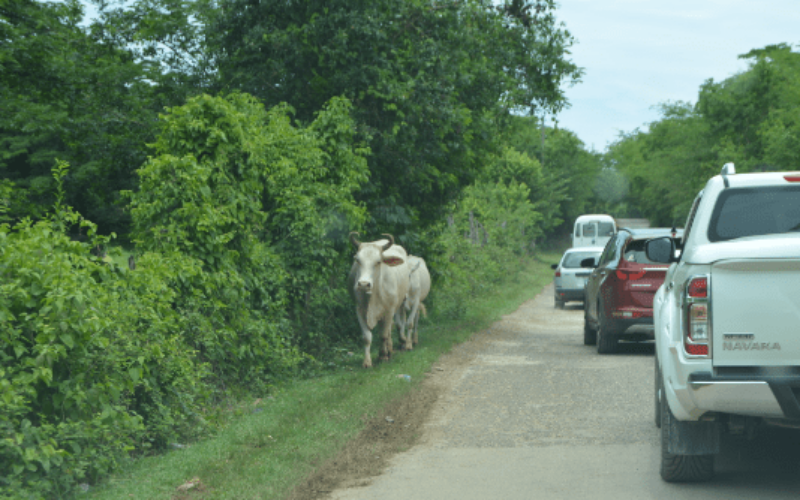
left=659, top=378, right=715, bottom=482
left=583, top=309, right=597, bottom=345
left=596, top=301, right=618, bottom=354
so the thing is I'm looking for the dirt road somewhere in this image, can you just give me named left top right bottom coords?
left=323, top=283, right=800, bottom=500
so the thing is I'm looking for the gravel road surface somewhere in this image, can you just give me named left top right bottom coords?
left=328, top=283, right=800, bottom=500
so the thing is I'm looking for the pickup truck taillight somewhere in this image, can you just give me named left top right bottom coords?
left=554, top=271, right=561, bottom=277
left=687, top=277, right=707, bottom=298
left=684, top=276, right=710, bottom=357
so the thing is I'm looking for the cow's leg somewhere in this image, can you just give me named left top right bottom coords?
left=398, top=303, right=412, bottom=350
left=395, top=307, right=411, bottom=350
left=356, top=310, right=373, bottom=368
left=407, top=300, right=420, bottom=346
left=380, top=316, right=394, bottom=362
left=413, top=303, right=425, bottom=345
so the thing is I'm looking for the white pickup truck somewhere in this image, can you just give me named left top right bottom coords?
left=646, top=164, right=800, bottom=482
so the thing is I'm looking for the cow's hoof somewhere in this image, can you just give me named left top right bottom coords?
left=363, top=361, right=372, bottom=369
left=404, top=343, right=414, bottom=351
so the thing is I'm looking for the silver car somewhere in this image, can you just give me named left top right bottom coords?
left=551, top=247, right=604, bottom=309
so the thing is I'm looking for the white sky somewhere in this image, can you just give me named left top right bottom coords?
left=553, top=0, right=800, bottom=152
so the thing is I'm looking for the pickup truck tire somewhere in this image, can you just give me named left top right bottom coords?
left=596, top=302, right=618, bottom=354
left=660, top=379, right=715, bottom=482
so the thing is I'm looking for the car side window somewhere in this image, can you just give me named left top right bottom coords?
left=681, top=192, right=703, bottom=251
left=598, top=234, right=618, bottom=266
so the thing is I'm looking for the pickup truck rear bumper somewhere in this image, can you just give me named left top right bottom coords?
left=687, top=372, right=800, bottom=419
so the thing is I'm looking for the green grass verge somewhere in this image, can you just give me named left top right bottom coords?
left=86, top=251, right=561, bottom=500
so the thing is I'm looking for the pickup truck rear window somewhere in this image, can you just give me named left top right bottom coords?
left=708, top=185, right=800, bottom=242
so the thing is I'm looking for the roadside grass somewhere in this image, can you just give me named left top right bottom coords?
left=87, top=251, right=561, bottom=500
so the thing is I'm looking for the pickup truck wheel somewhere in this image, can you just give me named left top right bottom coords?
left=660, top=384, right=715, bottom=482
left=596, top=303, right=618, bottom=354
left=583, top=310, right=597, bottom=345
left=654, top=357, right=662, bottom=428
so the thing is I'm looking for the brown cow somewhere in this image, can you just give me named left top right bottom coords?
left=348, top=232, right=410, bottom=368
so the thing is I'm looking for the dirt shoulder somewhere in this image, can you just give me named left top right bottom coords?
left=286, top=316, right=494, bottom=499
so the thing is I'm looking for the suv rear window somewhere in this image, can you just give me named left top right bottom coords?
left=708, top=185, right=800, bottom=242
left=623, top=239, right=668, bottom=264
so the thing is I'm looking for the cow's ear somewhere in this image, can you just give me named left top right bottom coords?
left=382, top=256, right=405, bottom=267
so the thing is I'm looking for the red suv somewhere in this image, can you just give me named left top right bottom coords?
left=582, top=228, right=683, bottom=353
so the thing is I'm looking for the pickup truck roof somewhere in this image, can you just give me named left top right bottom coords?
left=709, top=170, right=800, bottom=189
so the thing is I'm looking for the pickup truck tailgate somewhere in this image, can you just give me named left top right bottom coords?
left=711, top=259, right=800, bottom=366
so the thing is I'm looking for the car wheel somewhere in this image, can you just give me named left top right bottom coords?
left=596, top=300, right=618, bottom=354
left=583, top=322, right=596, bottom=345
left=654, top=356, right=662, bottom=428
left=660, top=379, right=715, bottom=482
left=583, top=307, right=597, bottom=345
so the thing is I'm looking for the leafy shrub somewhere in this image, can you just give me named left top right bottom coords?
left=127, top=92, right=369, bottom=378
left=425, top=178, right=543, bottom=320
left=0, top=165, right=210, bottom=498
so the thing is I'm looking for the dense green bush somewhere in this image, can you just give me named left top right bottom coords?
left=424, top=176, right=543, bottom=320
left=127, top=92, right=369, bottom=375
left=0, top=166, right=211, bottom=499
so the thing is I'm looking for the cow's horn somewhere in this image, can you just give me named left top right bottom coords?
left=349, top=231, right=361, bottom=248
left=380, top=233, right=394, bottom=251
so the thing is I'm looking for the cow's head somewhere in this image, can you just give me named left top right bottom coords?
left=350, top=232, right=404, bottom=294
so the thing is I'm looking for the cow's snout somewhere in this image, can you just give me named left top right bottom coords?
left=357, top=280, right=373, bottom=292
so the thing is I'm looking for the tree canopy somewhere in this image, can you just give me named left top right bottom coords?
left=607, top=44, right=800, bottom=226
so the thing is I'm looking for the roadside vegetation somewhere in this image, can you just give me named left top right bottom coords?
left=5, top=0, right=797, bottom=497
left=606, top=44, right=800, bottom=226
left=82, top=253, right=560, bottom=500
left=1, top=1, right=597, bottom=498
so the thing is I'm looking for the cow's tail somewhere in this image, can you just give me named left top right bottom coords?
left=419, top=303, right=427, bottom=318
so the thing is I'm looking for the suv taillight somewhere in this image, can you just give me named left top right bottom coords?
left=555, top=271, right=561, bottom=277
left=684, top=276, right=710, bottom=357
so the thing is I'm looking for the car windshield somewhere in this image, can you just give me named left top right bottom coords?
left=563, top=251, right=601, bottom=268
left=708, top=185, right=800, bottom=242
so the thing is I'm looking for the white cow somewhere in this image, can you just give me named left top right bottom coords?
left=348, top=232, right=410, bottom=368
left=403, top=255, right=430, bottom=350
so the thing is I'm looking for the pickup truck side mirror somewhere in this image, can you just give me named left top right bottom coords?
left=645, top=237, right=677, bottom=263
left=551, top=263, right=559, bottom=270
left=580, top=257, right=597, bottom=268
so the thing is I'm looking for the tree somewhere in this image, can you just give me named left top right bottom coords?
left=609, top=45, right=800, bottom=226
left=207, top=0, right=582, bottom=234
